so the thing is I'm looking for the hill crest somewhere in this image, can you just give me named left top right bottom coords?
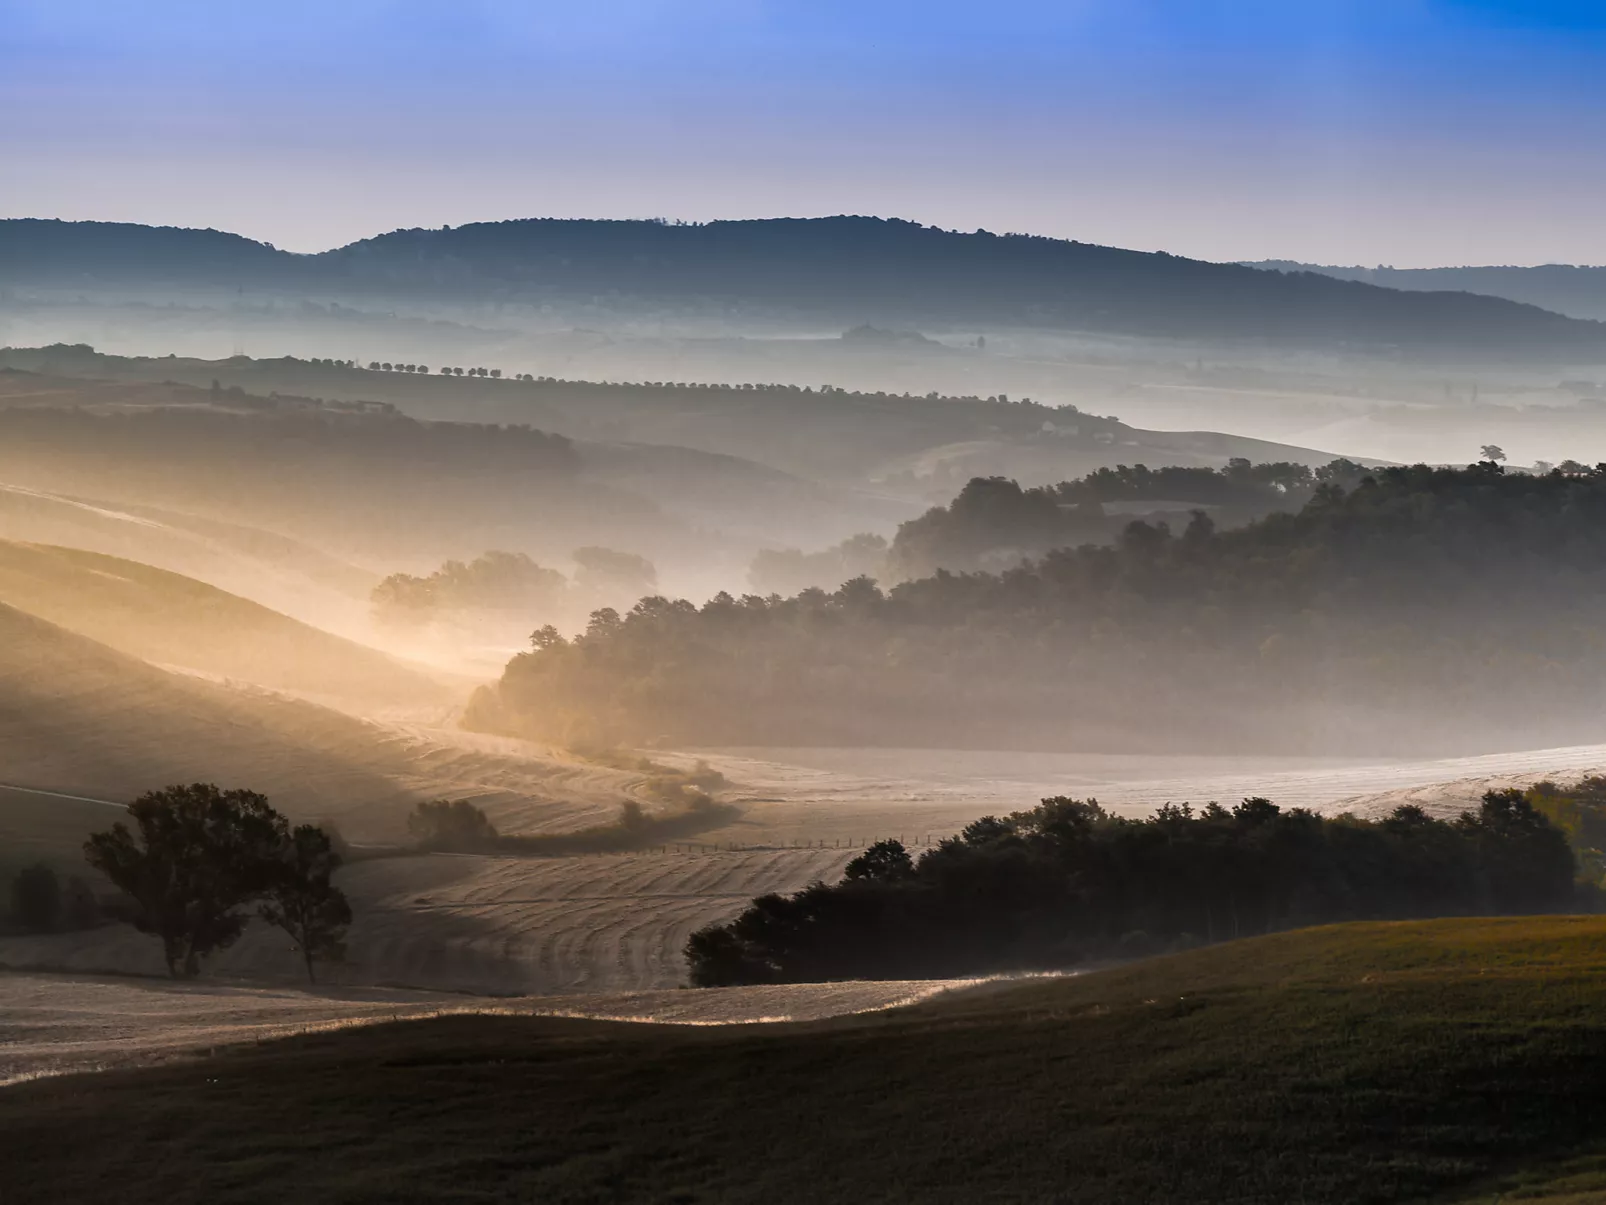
left=5, top=216, right=1603, bottom=354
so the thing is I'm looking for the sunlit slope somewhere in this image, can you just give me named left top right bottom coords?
left=0, top=603, right=419, bottom=836
left=0, top=476, right=376, bottom=633
left=0, top=609, right=708, bottom=862
left=0, top=539, right=446, bottom=709
left=9, top=917, right=1606, bottom=1203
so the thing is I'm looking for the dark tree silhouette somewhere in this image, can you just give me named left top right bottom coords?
left=258, top=824, right=351, bottom=984
left=843, top=839, right=913, bottom=882
left=84, top=784, right=286, bottom=978
left=688, top=791, right=1580, bottom=986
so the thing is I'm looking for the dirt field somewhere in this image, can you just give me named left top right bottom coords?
left=0, top=847, right=855, bottom=993
left=673, top=741, right=1606, bottom=837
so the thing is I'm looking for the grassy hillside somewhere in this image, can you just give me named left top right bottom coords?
left=0, top=539, right=447, bottom=709
left=8, top=917, right=1606, bottom=1203
left=0, top=603, right=419, bottom=847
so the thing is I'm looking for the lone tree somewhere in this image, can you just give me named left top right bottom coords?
left=84, top=783, right=347, bottom=980
left=1480, top=444, right=1507, bottom=464
left=12, top=863, right=62, bottom=932
left=259, top=824, right=352, bottom=984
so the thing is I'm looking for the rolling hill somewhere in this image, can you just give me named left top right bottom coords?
left=0, top=540, right=448, bottom=711
left=6, top=216, right=1606, bottom=354
left=7, top=917, right=1606, bottom=1203
left=1250, top=258, right=1606, bottom=322
left=0, top=603, right=420, bottom=840
left=0, top=349, right=1375, bottom=496
left=0, top=365, right=687, bottom=569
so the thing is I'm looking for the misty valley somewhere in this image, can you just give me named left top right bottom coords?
left=11, top=208, right=1606, bottom=1204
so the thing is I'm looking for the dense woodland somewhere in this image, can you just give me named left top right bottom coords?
left=1251, top=259, right=1606, bottom=322
left=747, top=460, right=1370, bottom=588
left=885, top=458, right=1372, bottom=577
left=687, top=789, right=1580, bottom=985
left=7, top=217, right=1605, bottom=353
left=489, top=462, right=1606, bottom=754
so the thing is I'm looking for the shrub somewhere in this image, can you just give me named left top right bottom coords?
left=407, top=799, right=500, bottom=852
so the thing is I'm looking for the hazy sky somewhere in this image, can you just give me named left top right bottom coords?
left=4, top=1, right=1606, bottom=266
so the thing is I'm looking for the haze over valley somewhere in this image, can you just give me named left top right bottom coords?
left=14, top=5, right=1606, bottom=1201
left=9, top=230, right=1606, bottom=1011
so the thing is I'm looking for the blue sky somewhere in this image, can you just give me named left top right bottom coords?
left=3, top=1, right=1606, bottom=264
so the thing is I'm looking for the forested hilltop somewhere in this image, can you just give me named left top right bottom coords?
left=882, top=458, right=1372, bottom=578
left=1249, top=259, right=1606, bottom=322
left=6, top=217, right=1606, bottom=353
left=749, top=458, right=1374, bottom=590
left=480, top=462, right=1606, bottom=755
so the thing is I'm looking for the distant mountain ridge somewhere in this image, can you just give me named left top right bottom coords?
left=5, top=216, right=1606, bottom=354
left=1246, top=259, right=1606, bottom=322
left=0, top=218, right=291, bottom=281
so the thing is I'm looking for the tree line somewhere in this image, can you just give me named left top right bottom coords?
left=884, top=458, right=1372, bottom=578
left=748, top=460, right=1371, bottom=591
left=403, top=756, right=731, bottom=857
left=486, top=461, right=1606, bottom=755
left=751, top=459, right=1368, bottom=591
left=374, top=548, right=656, bottom=630
left=687, top=790, right=1580, bottom=985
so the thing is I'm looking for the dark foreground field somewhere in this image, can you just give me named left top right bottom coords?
left=11, top=918, right=1606, bottom=1204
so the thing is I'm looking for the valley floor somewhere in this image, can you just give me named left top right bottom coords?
left=12, top=722, right=1606, bottom=997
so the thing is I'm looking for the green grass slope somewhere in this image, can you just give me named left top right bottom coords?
left=8, top=917, right=1606, bottom=1204
left=0, top=539, right=447, bottom=709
